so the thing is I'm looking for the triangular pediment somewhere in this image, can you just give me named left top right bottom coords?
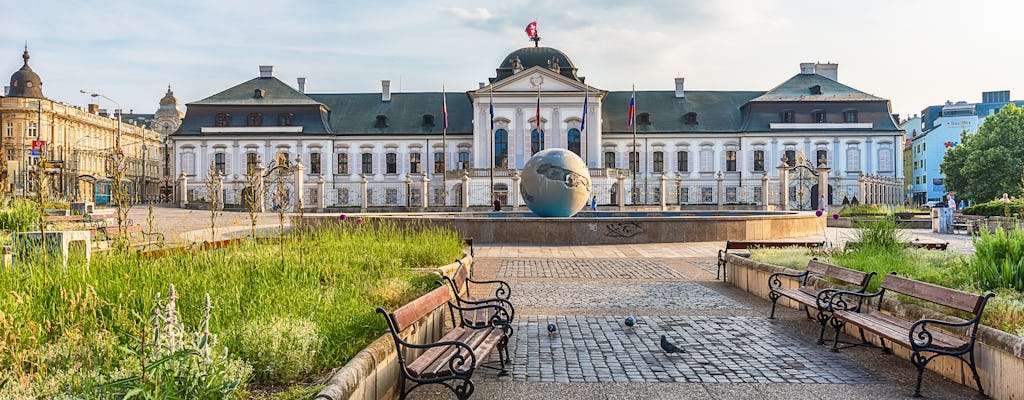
left=471, top=66, right=599, bottom=96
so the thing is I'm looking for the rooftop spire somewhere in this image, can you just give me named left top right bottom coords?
left=22, top=43, right=30, bottom=67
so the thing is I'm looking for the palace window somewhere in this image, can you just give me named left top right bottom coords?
left=844, top=110, right=858, bottom=123
left=337, top=153, right=349, bottom=174
left=434, top=152, right=444, bottom=173
left=278, top=113, right=294, bottom=126
left=815, top=150, right=828, bottom=167
left=310, top=152, right=321, bottom=174
left=812, top=110, right=827, bottom=123
left=700, top=149, right=713, bottom=172
left=422, top=114, right=435, bottom=127
left=604, top=151, right=616, bottom=169
left=182, top=152, right=196, bottom=176
left=277, top=151, right=290, bottom=167
left=213, top=153, right=225, bottom=174
left=846, top=147, right=861, bottom=171
left=653, top=151, right=664, bottom=173
left=725, top=150, right=737, bottom=172
left=530, top=129, right=545, bottom=154
left=27, top=122, right=37, bottom=137
left=780, top=110, right=795, bottom=123
left=638, top=113, right=651, bottom=125
left=410, top=152, right=421, bottom=174
left=494, top=129, right=508, bottom=167
left=677, top=151, right=689, bottom=172
left=809, top=85, right=822, bottom=95
left=567, top=128, right=581, bottom=156
left=385, top=153, right=397, bottom=174
left=629, top=151, right=640, bottom=172
left=247, top=113, right=263, bottom=126
left=683, top=112, right=698, bottom=125
left=5, top=122, right=11, bottom=136
left=253, top=89, right=265, bottom=99
left=878, top=148, right=893, bottom=172
left=784, top=149, right=796, bottom=167
left=361, top=153, right=373, bottom=174
left=246, top=153, right=259, bottom=174
left=458, top=151, right=470, bottom=169
left=214, top=113, right=231, bottom=127
left=753, top=150, right=765, bottom=172
left=374, top=115, right=388, bottom=128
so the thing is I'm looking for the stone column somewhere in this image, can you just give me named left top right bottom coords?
left=659, top=174, right=668, bottom=211
left=511, top=169, right=521, bottom=211
left=214, top=172, right=225, bottom=211
left=777, top=163, right=790, bottom=211
left=177, top=171, right=188, bottom=208
left=857, top=173, right=866, bottom=204
left=360, top=175, right=368, bottom=211
left=675, top=175, right=683, bottom=206
left=460, top=170, right=470, bottom=211
left=253, top=164, right=266, bottom=213
left=420, top=172, right=430, bottom=209
left=761, top=172, right=770, bottom=211
left=404, top=174, right=413, bottom=208
left=316, top=175, right=326, bottom=211
left=617, top=172, right=626, bottom=210
left=716, top=171, right=724, bottom=209
left=816, top=165, right=830, bottom=209
left=293, top=156, right=306, bottom=211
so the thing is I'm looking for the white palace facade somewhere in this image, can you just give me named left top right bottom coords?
left=168, top=45, right=904, bottom=211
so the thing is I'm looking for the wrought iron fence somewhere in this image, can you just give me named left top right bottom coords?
left=336, top=183, right=362, bottom=207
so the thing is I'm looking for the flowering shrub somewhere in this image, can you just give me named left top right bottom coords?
left=236, top=316, right=322, bottom=383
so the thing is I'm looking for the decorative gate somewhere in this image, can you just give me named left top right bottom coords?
left=787, top=151, right=818, bottom=211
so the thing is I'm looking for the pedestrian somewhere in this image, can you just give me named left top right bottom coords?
left=947, top=193, right=956, bottom=209
left=493, top=197, right=501, bottom=212
left=591, top=195, right=597, bottom=211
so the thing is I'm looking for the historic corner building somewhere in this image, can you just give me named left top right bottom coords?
left=909, top=90, right=1024, bottom=204
left=169, top=44, right=905, bottom=210
left=0, top=48, right=173, bottom=202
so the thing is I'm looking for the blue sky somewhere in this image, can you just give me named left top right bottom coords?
left=4, top=0, right=1022, bottom=120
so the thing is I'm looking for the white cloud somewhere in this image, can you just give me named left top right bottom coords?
left=449, top=7, right=494, bottom=22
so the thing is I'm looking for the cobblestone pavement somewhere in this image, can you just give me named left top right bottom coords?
left=499, top=259, right=686, bottom=280
left=510, top=282, right=746, bottom=310
left=407, top=243, right=981, bottom=400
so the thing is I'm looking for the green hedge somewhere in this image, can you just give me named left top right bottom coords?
left=963, top=200, right=1024, bottom=217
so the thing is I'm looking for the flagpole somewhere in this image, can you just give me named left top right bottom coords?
left=632, top=84, right=637, bottom=205
left=583, top=84, right=589, bottom=167
left=442, top=84, right=447, bottom=206
left=489, top=85, right=494, bottom=203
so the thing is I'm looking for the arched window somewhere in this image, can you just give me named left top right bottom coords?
left=530, top=129, right=545, bottom=155
left=494, top=129, right=508, bottom=167
left=677, top=151, right=689, bottom=172
left=214, top=113, right=231, bottom=127
left=878, top=148, right=893, bottom=172
left=247, top=113, right=263, bottom=126
left=278, top=113, right=294, bottom=126
left=604, top=151, right=616, bottom=168
left=846, top=147, right=861, bottom=171
left=567, top=128, right=581, bottom=156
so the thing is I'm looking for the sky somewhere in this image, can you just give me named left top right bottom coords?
left=4, top=0, right=1023, bottom=121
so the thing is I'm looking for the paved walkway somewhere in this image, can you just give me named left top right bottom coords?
left=409, top=240, right=981, bottom=399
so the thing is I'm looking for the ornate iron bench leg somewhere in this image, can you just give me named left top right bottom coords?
left=767, top=290, right=780, bottom=319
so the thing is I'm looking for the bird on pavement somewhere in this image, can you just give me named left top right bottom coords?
left=660, top=335, right=686, bottom=354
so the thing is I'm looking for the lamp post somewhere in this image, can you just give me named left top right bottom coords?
left=80, top=89, right=124, bottom=201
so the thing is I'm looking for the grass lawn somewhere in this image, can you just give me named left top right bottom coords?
left=0, top=220, right=463, bottom=398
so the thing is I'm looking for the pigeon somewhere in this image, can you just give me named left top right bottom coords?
left=547, top=323, right=557, bottom=337
left=660, top=335, right=686, bottom=354
left=624, top=316, right=637, bottom=332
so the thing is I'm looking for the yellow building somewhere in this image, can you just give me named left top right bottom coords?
left=0, top=48, right=163, bottom=203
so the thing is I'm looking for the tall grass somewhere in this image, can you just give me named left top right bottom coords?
left=972, top=228, right=1024, bottom=291
left=0, top=220, right=463, bottom=397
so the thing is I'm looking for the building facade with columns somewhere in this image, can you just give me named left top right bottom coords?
left=0, top=48, right=165, bottom=202
left=169, top=45, right=904, bottom=210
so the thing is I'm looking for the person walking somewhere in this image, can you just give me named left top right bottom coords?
left=591, top=195, right=597, bottom=211
left=493, top=197, right=502, bottom=212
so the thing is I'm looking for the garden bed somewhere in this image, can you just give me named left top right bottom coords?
left=0, top=221, right=464, bottom=398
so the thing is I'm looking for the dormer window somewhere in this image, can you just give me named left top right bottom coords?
left=843, top=110, right=858, bottom=123
left=683, top=112, right=698, bottom=125
left=278, top=113, right=294, bottom=126
left=638, top=112, right=651, bottom=125
left=253, top=89, right=265, bottom=99
left=246, top=113, right=263, bottom=126
left=422, top=114, right=435, bottom=127
left=809, top=85, right=822, bottom=95
left=374, top=115, right=388, bottom=128
left=780, top=110, right=795, bottom=123
left=812, top=110, right=827, bottom=123
left=214, top=113, right=231, bottom=127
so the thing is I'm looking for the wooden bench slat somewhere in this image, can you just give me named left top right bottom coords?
left=833, top=310, right=967, bottom=351
left=392, top=287, right=451, bottom=332
left=726, top=240, right=824, bottom=250
left=881, top=275, right=985, bottom=313
left=414, top=328, right=494, bottom=378
left=807, top=259, right=871, bottom=286
left=406, top=327, right=473, bottom=378
left=774, top=288, right=819, bottom=308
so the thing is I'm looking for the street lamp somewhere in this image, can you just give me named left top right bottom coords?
left=80, top=89, right=127, bottom=201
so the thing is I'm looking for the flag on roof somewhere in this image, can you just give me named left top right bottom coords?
left=525, top=21, right=538, bottom=39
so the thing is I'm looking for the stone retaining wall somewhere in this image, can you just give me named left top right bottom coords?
left=315, top=254, right=471, bottom=400
left=723, top=253, right=1024, bottom=399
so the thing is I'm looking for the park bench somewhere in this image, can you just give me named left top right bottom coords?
left=952, top=214, right=985, bottom=235
left=94, top=224, right=165, bottom=250
left=441, top=259, right=514, bottom=330
left=42, top=213, right=115, bottom=229
left=462, top=237, right=474, bottom=258
left=768, top=259, right=875, bottom=345
left=378, top=286, right=509, bottom=400
left=827, top=273, right=995, bottom=397
left=717, top=240, right=825, bottom=280
left=905, top=239, right=948, bottom=251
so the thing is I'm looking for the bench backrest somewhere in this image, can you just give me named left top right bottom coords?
left=450, top=263, right=469, bottom=293
left=806, top=259, right=872, bottom=287
left=726, top=240, right=824, bottom=251
left=390, top=286, right=452, bottom=332
left=881, top=274, right=987, bottom=314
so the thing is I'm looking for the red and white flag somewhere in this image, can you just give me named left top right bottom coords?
left=525, top=21, right=538, bottom=39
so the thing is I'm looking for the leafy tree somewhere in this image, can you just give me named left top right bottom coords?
left=942, top=104, right=1024, bottom=203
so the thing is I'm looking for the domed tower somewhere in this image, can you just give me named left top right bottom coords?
left=493, top=46, right=583, bottom=83
left=152, top=85, right=183, bottom=136
left=8, top=46, right=44, bottom=99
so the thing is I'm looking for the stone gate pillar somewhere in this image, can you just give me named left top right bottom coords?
left=816, top=165, right=830, bottom=209
left=177, top=171, right=188, bottom=208
left=510, top=169, right=521, bottom=211
left=777, top=162, right=790, bottom=211
left=420, top=172, right=430, bottom=209
left=716, top=171, right=724, bottom=209
left=460, top=170, right=471, bottom=211
left=761, top=172, right=770, bottom=211
left=214, top=172, right=225, bottom=211
left=360, top=175, right=368, bottom=211
left=316, top=175, right=326, bottom=211
left=675, top=175, right=683, bottom=206
left=404, top=174, right=413, bottom=208
left=617, top=172, right=626, bottom=210
left=293, top=156, right=306, bottom=211
left=659, top=174, right=668, bottom=211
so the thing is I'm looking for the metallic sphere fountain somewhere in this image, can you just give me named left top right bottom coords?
left=519, top=149, right=592, bottom=217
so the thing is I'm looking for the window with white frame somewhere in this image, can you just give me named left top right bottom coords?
left=182, top=152, right=196, bottom=176
left=878, top=147, right=893, bottom=172
left=699, top=148, right=713, bottom=172
left=310, top=152, right=321, bottom=174
left=653, top=151, right=664, bottom=173
left=677, top=150, right=689, bottom=172
left=753, top=150, right=765, bottom=172
left=385, top=152, right=397, bottom=174
left=846, top=147, right=861, bottom=171
left=362, top=153, right=373, bottom=174
left=725, top=150, right=737, bottom=172
left=410, top=152, right=421, bottom=174
left=604, top=151, right=616, bottom=168
left=337, top=153, right=349, bottom=174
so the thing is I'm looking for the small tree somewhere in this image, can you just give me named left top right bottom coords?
left=942, top=104, right=1024, bottom=203
left=271, top=153, right=291, bottom=267
left=204, top=161, right=221, bottom=242
left=29, top=158, right=49, bottom=264
left=108, top=149, right=133, bottom=248
left=243, top=158, right=263, bottom=240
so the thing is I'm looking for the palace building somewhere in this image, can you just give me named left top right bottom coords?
left=169, top=44, right=904, bottom=210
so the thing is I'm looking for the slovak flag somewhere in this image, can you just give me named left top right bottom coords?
left=535, top=95, right=541, bottom=129
left=525, top=21, right=538, bottom=39
left=441, top=89, right=448, bottom=131
left=626, top=91, right=636, bottom=128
